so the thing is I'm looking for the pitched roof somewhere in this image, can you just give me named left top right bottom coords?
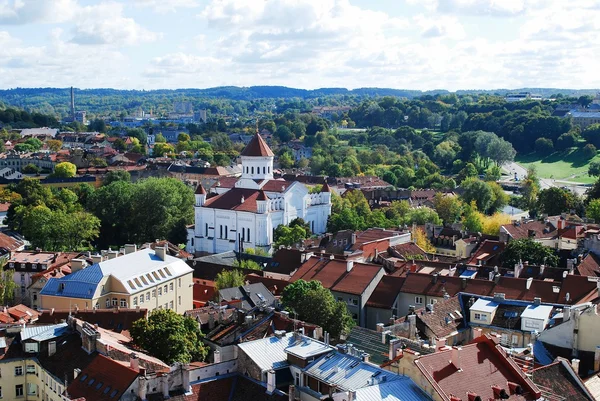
left=203, top=188, right=266, bottom=212
left=467, top=240, right=505, bottom=266
left=576, top=253, right=600, bottom=277
left=366, top=276, right=406, bottom=309
left=321, top=181, right=331, bottom=192
left=37, top=308, right=147, bottom=337
left=195, top=184, right=207, bottom=195
left=501, top=220, right=557, bottom=240
left=240, top=133, right=274, bottom=157
left=415, top=335, right=542, bottom=400
left=415, top=296, right=466, bottom=339
left=67, top=354, right=139, bottom=401
left=193, top=278, right=216, bottom=307
left=290, top=257, right=383, bottom=296
left=245, top=274, right=289, bottom=296
left=0, top=231, right=23, bottom=252
left=532, top=358, right=594, bottom=401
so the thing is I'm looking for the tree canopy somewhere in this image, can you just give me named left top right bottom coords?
left=131, top=309, right=208, bottom=364
left=501, top=238, right=559, bottom=267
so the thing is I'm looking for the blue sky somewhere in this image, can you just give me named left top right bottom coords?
left=0, top=0, right=598, bottom=90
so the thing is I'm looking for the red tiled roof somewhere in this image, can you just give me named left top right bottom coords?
left=531, top=359, right=593, bottom=401
left=577, top=253, right=600, bottom=277
left=7, top=304, right=39, bottom=322
left=501, top=220, right=557, bottom=240
left=260, top=179, right=290, bottom=192
left=203, top=188, right=265, bottom=212
left=467, top=240, right=505, bottom=265
left=37, top=308, right=147, bottom=337
left=67, top=354, right=139, bottom=401
left=290, top=256, right=383, bottom=295
left=0, top=202, right=10, bottom=213
left=321, top=181, right=331, bottom=192
left=240, top=133, right=274, bottom=157
left=0, top=231, right=23, bottom=252
left=366, top=276, right=406, bottom=309
left=415, top=296, right=465, bottom=339
left=193, top=279, right=216, bottom=307
left=415, top=335, right=541, bottom=400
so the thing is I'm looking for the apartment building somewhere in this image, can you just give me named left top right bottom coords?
left=39, top=246, right=194, bottom=314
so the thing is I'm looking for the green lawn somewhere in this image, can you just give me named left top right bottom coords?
left=516, top=148, right=600, bottom=184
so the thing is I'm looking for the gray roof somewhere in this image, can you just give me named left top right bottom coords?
left=304, top=352, right=399, bottom=391
left=570, top=111, right=600, bottom=118
left=219, top=282, right=276, bottom=311
left=237, top=332, right=295, bottom=371
left=354, top=377, right=432, bottom=401
left=521, top=304, right=553, bottom=320
left=21, top=323, right=69, bottom=342
left=196, top=251, right=238, bottom=267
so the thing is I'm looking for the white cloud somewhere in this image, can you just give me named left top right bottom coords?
left=414, top=15, right=465, bottom=39
left=70, top=2, right=160, bottom=46
left=132, top=0, right=199, bottom=13
left=0, top=0, right=78, bottom=24
left=423, top=0, right=527, bottom=17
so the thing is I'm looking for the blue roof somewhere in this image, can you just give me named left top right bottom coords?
left=40, top=264, right=104, bottom=299
left=570, top=111, right=600, bottom=118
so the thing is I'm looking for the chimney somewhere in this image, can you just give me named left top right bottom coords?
left=595, top=346, right=600, bottom=372
left=266, top=370, right=276, bottom=394
left=71, top=258, right=87, bottom=273
left=388, top=339, right=401, bottom=360
left=214, top=350, right=221, bottom=364
left=534, top=297, right=541, bottom=306
left=526, top=277, right=533, bottom=290
left=437, top=338, right=446, bottom=349
left=451, top=347, right=462, bottom=370
left=130, top=353, right=140, bottom=372
left=493, top=293, right=506, bottom=302
left=461, top=278, right=467, bottom=290
left=288, top=385, right=295, bottom=401
left=107, top=250, right=119, bottom=260
left=155, top=245, right=167, bottom=261
left=563, top=306, right=571, bottom=321
left=351, top=233, right=357, bottom=245
left=361, top=353, right=370, bottom=363
left=472, top=327, right=483, bottom=339
left=346, top=260, right=354, bottom=272
left=324, top=332, right=330, bottom=345
left=74, top=368, right=81, bottom=380
left=348, top=390, right=356, bottom=401
left=124, top=244, right=137, bottom=255
left=91, top=254, right=103, bottom=264
left=571, top=358, right=580, bottom=375
left=208, top=312, right=215, bottom=329
left=138, top=376, right=148, bottom=401
left=182, top=364, right=191, bottom=394
left=376, top=323, right=385, bottom=333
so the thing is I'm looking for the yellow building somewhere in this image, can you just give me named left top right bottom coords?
left=39, top=246, right=194, bottom=314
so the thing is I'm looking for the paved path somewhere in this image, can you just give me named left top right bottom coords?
left=502, top=162, right=589, bottom=196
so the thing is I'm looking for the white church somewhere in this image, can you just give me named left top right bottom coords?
left=186, top=133, right=332, bottom=255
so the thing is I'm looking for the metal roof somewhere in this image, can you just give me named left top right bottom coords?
left=285, top=337, right=333, bottom=359
left=40, top=264, right=104, bottom=299
left=570, top=111, right=600, bottom=118
left=237, top=332, right=295, bottom=371
left=21, top=323, right=69, bottom=342
left=354, top=377, right=432, bottom=401
left=304, top=352, right=399, bottom=391
left=521, top=304, right=553, bottom=320
left=470, top=298, right=499, bottom=313
left=0, top=337, right=6, bottom=348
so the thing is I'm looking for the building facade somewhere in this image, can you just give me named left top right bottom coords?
left=187, top=133, right=331, bottom=255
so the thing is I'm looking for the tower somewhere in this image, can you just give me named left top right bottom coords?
left=70, top=86, right=75, bottom=120
left=239, top=132, right=274, bottom=182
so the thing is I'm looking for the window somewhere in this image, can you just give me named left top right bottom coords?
left=164, top=303, right=168, bottom=309
left=32, top=264, right=37, bottom=270
left=352, top=299, right=358, bottom=306
left=15, top=385, right=23, bottom=397
left=106, top=299, right=111, bottom=308
left=133, top=297, right=138, bottom=306
left=158, top=287, right=162, bottom=296
left=25, top=343, right=38, bottom=353
left=26, top=365, right=35, bottom=374
left=140, top=295, right=144, bottom=304
left=27, top=383, right=36, bottom=396
left=119, top=299, right=126, bottom=307
left=33, top=293, right=37, bottom=301
left=474, top=313, right=487, bottom=321
left=178, top=296, right=181, bottom=305
left=169, top=301, right=173, bottom=309
left=146, top=293, right=150, bottom=301
left=179, top=278, right=181, bottom=287
left=152, top=290, right=156, bottom=298
left=205, top=223, right=208, bottom=237
left=220, top=225, right=223, bottom=239
left=225, top=226, right=228, bottom=239
left=247, top=228, right=250, bottom=242
left=14, top=366, right=23, bottom=376
left=415, top=296, right=424, bottom=304
left=164, top=285, right=168, bottom=294
left=251, top=166, right=254, bottom=174
left=337, top=297, right=343, bottom=302
left=263, top=166, right=266, bottom=174
left=20, top=273, right=25, bottom=282
left=0, top=386, right=2, bottom=399
left=512, top=335, right=519, bottom=346
left=111, top=298, right=117, bottom=306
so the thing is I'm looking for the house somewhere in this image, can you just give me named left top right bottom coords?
left=290, top=257, right=385, bottom=326
left=394, top=334, right=543, bottom=401
left=39, top=246, right=194, bottom=314
left=532, top=357, right=596, bottom=401
left=365, top=276, right=406, bottom=330
left=466, top=239, right=505, bottom=266
left=0, top=304, right=40, bottom=326
left=187, top=133, right=332, bottom=255
left=37, top=307, right=147, bottom=337
left=218, top=282, right=277, bottom=312
left=537, top=303, right=600, bottom=376
left=321, top=228, right=411, bottom=262
left=0, top=230, right=25, bottom=258
left=8, top=250, right=81, bottom=305
left=414, top=296, right=468, bottom=347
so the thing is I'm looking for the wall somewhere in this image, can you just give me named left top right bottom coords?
left=359, top=267, right=385, bottom=327
left=396, top=292, right=444, bottom=316
left=365, top=306, right=394, bottom=331
left=236, top=347, right=263, bottom=381
left=0, top=358, right=63, bottom=401
left=189, top=360, right=238, bottom=383
left=539, top=305, right=600, bottom=353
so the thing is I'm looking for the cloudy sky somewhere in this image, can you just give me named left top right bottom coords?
left=0, top=0, right=598, bottom=90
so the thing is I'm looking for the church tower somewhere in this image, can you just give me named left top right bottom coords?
left=239, top=132, right=274, bottom=181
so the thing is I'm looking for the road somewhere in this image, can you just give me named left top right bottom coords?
left=502, top=162, right=589, bottom=196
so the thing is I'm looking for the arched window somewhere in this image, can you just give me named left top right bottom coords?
left=251, top=167, right=254, bottom=174
left=263, top=167, right=266, bottom=174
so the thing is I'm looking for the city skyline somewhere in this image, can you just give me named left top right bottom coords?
left=0, top=0, right=598, bottom=91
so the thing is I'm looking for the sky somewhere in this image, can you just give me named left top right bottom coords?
left=0, top=0, right=599, bottom=91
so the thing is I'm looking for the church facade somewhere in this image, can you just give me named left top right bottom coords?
left=186, top=133, right=332, bottom=255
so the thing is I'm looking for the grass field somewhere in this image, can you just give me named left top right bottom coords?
left=516, top=148, right=600, bottom=184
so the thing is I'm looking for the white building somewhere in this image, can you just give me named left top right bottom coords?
left=187, top=133, right=332, bottom=255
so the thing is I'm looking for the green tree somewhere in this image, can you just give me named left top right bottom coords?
left=103, top=170, right=131, bottom=185
left=281, top=280, right=354, bottom=338
left=461, top=177, right=494, bottom=213
left=589, top=161, right=600, bottom=177
left=535, top=137, right=554, bottom=155
left=52, top=162, right=77, bottom=178
left=501, top=238, right=559, bottom=267
left=233, top=259, right=262, bottom=270
left=275, top=125, right=293, bottom=142
left=583, top=143, right=597, bottom=159
left=155, top=133, right=167, bottom=143
left=587, top=199, right=600, bottom=222
left=22, top=163, right=40, bottom=174
left=462, top=201, right=483, bottom=232
left=131, top=309, right=208, bottom=364
left=153, top=143, right=175, bottom=157
left=433, top=193, right=462, bottom=224
left=279, top=152, right=294, bottom=169
left=215, top=269, right=245, bottom=291
left=178, top=133, right=190, bottom=142
left=46, top=139, right=63, bottom=152
left=537, top=187, right=579, bottom=216
left=0, top=263, right=17, bottom=305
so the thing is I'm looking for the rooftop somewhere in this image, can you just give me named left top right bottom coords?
left=532, top=358, right=594, bottom=401
left=240, top=133, right=274, bottom=157
left=237, top=332, right=296, bottom=371
left=470, top=298, right=499, bottom=313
